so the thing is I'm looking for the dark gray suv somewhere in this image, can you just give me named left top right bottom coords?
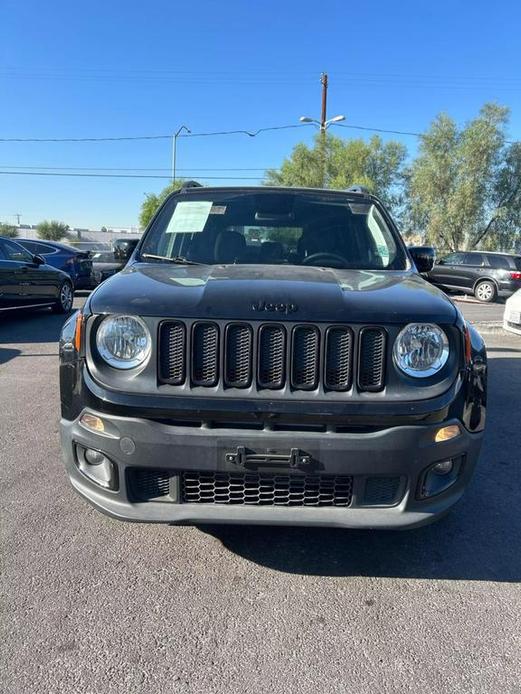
left=428, top=251, right=521, bottom=302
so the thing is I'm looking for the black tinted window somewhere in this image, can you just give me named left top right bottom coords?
left=443, top=252, right=466, bottom=265
left=19, top=240, right=39, bottom=254
left=487, top=255, right=511, bottom=270
left=514, top=257, right=521, bottom=271
left=1, top=239, right=33, bottom=262
left=35, top=242, right=55, bottom=255
left=463, top=253, right=485, bottom=266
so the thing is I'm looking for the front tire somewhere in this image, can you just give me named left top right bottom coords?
left=53, top=280, right=74, bottom=314
left=474, top=280, right=497, bottom=303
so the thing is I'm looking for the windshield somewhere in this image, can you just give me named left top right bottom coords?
left=139, top=190, right=406, bottom=271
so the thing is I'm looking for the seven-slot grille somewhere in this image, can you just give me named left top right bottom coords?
left=158, top=321, right=386, bottom=392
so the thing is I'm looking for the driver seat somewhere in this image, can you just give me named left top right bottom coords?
left=298, top=225, right=341, bottom=260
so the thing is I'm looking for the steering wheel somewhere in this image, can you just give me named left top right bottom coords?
left=301, top=252, right=349, bottom=269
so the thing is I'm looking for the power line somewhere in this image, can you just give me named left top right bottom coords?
left=0, top=123, right=310, bottom=143
left=0, top=170, right=261, bottom=180
left=335, top=123, right=422, bottom=137
left=0, top=121, right=516, bottom=145
left=2, top=67, right=521, bottom=87
left=0, top=165, right=275, bottom=172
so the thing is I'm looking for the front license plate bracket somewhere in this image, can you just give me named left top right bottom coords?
left=225, top=446, right=313, bottom=471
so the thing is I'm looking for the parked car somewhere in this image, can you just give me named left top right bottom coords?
left=0, top=236, right=74, bottom=313
left=69, top=242, right=111, bottom=252
left=503, top=289, right=521, bottom=336
left=427, top=251, right=521, bottom=302
left=113, top=237, right=139, bottom=260
left=60, top=184, right=487, bottom=529
left=17, top=239, right=94, bottom=289
left=91, top=239, right=139, bottom=285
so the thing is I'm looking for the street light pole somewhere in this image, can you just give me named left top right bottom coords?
left=299, top=70, right=345, bottom=187
left=320, top=72, right=328, bottom=133
left=172, top=125, right=191, bottom=183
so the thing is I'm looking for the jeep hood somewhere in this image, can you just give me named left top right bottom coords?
left=88, top=262, right=458, bottom=324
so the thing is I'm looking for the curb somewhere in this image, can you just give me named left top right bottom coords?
left=469, top=321, right=509, bottom=336
left=452, top=296, right=485, bottom=306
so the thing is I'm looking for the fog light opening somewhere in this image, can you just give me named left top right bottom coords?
left=431, top=460, right=454, bottom=476
left=434, top=424, right=461, bottom=443
left=74, top=444, right=118, bottom=490
left=84, top=448, right=106, bottom=465
left=79, top=413, right=105, bottom=434
left=418, top=457, right=463, bottom=499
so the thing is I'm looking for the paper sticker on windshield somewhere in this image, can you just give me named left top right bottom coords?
left=166, top=201, right=213, bottom=233
left=210, top=205, right=226, bottom=215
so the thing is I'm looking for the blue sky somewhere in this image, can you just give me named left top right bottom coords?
left=1, top=0, right=520, bottom=229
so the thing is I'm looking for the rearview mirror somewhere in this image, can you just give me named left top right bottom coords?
left=409, top=246, right=435, bottom=273
left=33, top=254, right=45, bottom=265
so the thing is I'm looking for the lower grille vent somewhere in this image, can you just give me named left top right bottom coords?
left=363, top=476, right=401, bottom=505
left=128, top=468, right=172, bottom=501
left=181, top=471, right=353, bottom=507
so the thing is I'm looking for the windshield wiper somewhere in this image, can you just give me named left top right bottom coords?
left=140, top=253, right=203, bottom=265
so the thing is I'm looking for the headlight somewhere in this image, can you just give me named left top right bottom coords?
left=96, top=315, right=151, bottom=369
left=393, top=323, right=449, bottom=377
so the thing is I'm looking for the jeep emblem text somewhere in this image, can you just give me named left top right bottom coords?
left=251, top=300, right=298, bottom=314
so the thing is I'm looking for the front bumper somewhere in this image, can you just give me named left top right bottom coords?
left=61, top=410, right=483, bottom=529
left=73, top=274, right=96, bottom=290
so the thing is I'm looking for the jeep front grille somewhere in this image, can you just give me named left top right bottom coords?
left=158, top=321, right=386, bottom=393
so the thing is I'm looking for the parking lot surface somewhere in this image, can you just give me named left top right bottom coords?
left=1, top=298, right=520, bottom=694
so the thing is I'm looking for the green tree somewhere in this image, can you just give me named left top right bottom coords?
left=0, top=222, right=18, bottom=238
left=36, top=220, right=70, bottom=241
left=407, top=103, right=521, bottom=251
left=264, top=133, right=407, bottom=213
left=139, top=179, right=186, bottom=229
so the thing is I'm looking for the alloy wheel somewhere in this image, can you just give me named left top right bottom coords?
left=475, top=281, right=495, bottom=302
left=60, top=282, right=73, bottom=311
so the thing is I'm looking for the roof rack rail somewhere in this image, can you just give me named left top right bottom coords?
left=346, top=184, right=370, bottom=194
left=180, top=180, right=203, bottom=190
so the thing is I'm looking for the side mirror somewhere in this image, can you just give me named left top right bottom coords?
left=119, top=246, right=134, bottom=261
left=33, top=254, right=45, bottom=266
left=409, top=246, right=435, bottom=273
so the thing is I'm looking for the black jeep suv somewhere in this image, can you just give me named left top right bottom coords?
left=59, top=185, right=487, bottom=529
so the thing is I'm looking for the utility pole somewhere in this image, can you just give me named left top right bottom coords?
left=15, top=213, right=21, bottom=225
left=299, top=73, right=344, bottom=187
left=320, top=73, right=328, bottom=186
left=320, top=72, right=328, bottom=133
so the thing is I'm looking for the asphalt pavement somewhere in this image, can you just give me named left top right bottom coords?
left=1, top=298, right=520, bottom=694
left=451, top=295, right=506, bottom=327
